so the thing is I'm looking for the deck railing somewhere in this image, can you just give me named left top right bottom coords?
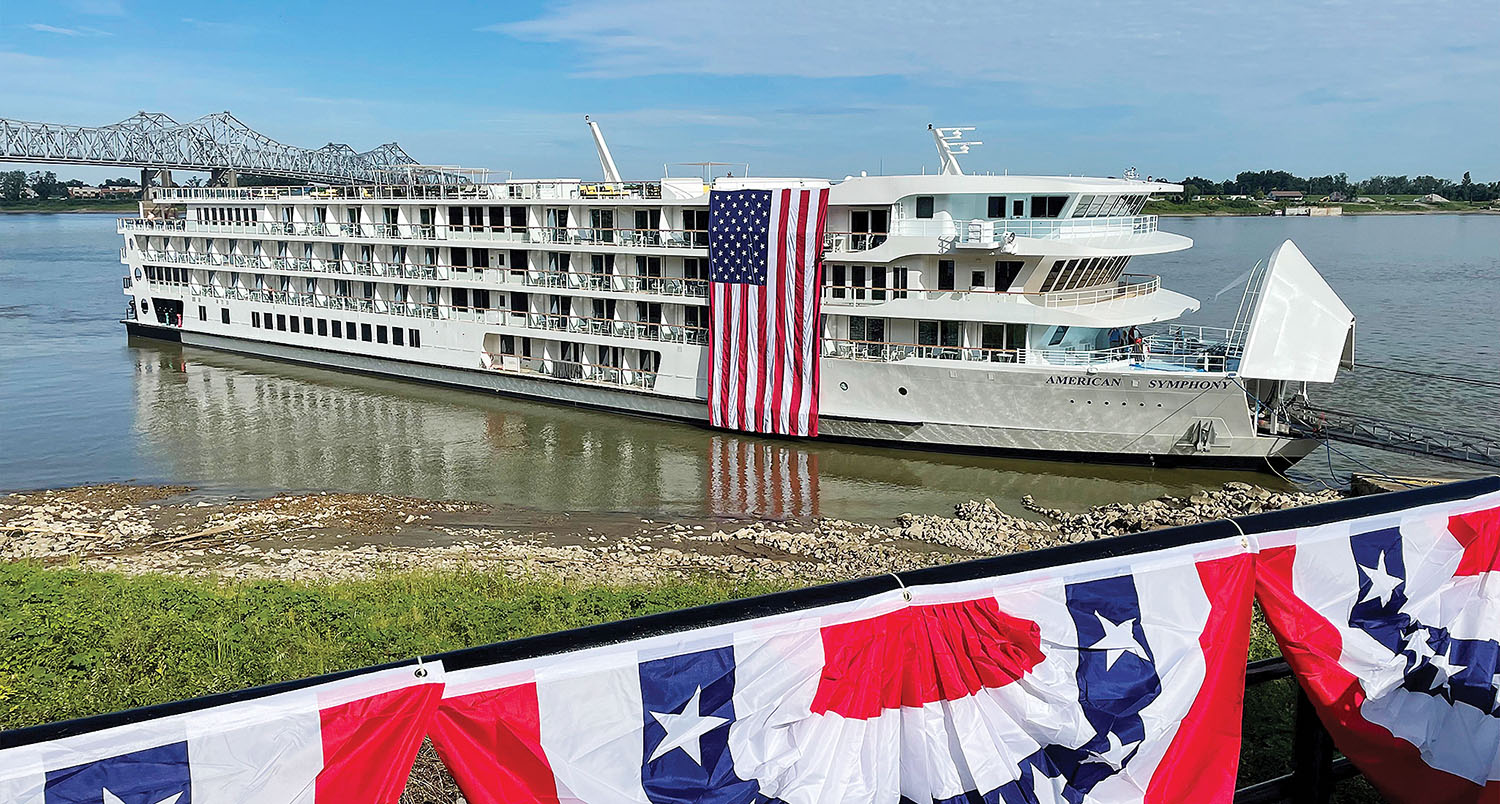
left=823, top=274, right=1161, bottom=308
left=822, top=215, right=1159, bottom=253
left=151, top=180, right=670, bottom=204
left=822, top=337, right=1230, bottom=372
left=481, top=351, right=660, bottom=390
left=121, top=218, right=710, bottom=250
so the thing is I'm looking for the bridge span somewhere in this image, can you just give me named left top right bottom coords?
left=0, top=111, right=426, bottom=185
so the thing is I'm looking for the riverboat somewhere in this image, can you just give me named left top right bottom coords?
left=118, top=123, right=1355, bottom=469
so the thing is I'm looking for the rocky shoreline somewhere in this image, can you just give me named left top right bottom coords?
left=1, top=482, right=1343, bottom=584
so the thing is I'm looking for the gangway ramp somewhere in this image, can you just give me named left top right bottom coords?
left=1289, top=403, right=1500, bottom=469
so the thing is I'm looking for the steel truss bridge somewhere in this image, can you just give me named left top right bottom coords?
left=0, top=111, right=425, bottom=185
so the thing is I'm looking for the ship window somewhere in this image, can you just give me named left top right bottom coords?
left=410, top=329, right=420, bottom=347
left=453, top=288, right=469, bottom=311
left=831, top=265, right=846, bottom=298
left=915, top=197, right=934, bottom=219
left=871, top=266, right=886, bottom=301
left=684, top=258, right=706, bottom=281
left=252, top=311, right=261, bottom=327
left=393, top=327, right=404, bottom=346
left=489, top=207, right=505, bottom=230
left=851, top=266, right=866, bottom=300
left=347, top=320, right=356, bottom=336
left=361, top=323, right=372, bottom=342
left=473, top=248, right=489, bottom=268
left=987, top=196, right=1006, bottom=218
left=303, top=316, right=313, bottom=333
left=452, top=247, right=467, bottom=268
left=971, top=270, right=985, bottom=290
left=290, top=316, right=300, bottom=333
left=510, top=250, right=527, bottom=273
left=473, top=289, right=491, bottom=309
left=276, top=314, right=286, bottom=331
left=1012, top=199, right=1025, bottom=217
left=1047, top=325, right=1070, bottom=346
left=1039, top=260, right=1067, bottom=292
left=995, top=260, right=1023, bottom=290
left=892, top=266, right=908, bottom=299
left=332, top=320, right=342, bottom=338
left=448, top=207, right=463, bottom=228
left=938, top=260, right=955, bottom=291
left=1072, top=196, right=1094, bottom=218
left=377, top=325, right=388, bottom=344
left=510, top=207, right=526, bottom=233
left=317, top=319, right=328, bottom=336
left=198, top=305, right=207, bottom=321
left=469, top=207, right=484, bottom=227
left=1031, top=196, right=1067, bottom=218
left=511, top=292, right=528, bottom=311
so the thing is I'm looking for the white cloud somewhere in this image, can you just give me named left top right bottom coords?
left=26, top=23, right=112, bottom=36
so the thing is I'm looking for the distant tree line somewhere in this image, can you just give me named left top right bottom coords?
left=1177, top=170, right=1498, bottom=202
left=1, top=170, right=144, bottom=202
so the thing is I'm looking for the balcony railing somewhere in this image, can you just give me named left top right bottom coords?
left=481, top=351, right=660, bottom=391
left=823, top=215, right=1159, bottom=253
left=521, top=270, right=707, bottom=298
left=121, top=218, right=709, bottom=250
left=822, top=337, right=1229, bottom=373
left=131, top=249, right=445, bottom=281
left=524, top=313, right=708, bottom=345
left=823, top=274, right=1161, bottom=308
left=151, top=180, right=671, bottom=204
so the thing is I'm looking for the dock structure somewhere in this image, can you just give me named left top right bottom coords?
left=1290, top=403, right=1500, bottom=469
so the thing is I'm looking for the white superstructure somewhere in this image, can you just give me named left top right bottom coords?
left=117, top=124, right=1353, bottom=469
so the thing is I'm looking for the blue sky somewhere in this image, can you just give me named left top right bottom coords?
left=2, top=0, right=1497, bottom=184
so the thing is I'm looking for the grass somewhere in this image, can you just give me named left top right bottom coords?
left=0, top=562, right=1381, bottom=800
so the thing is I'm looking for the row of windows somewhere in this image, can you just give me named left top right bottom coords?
left=1070, top=194, right=1148, bottom=218
left=247, top=310, right=422, bottom=347
left=198, top=207, right=259, bottom=224
left=847, top=316, right=1026, bottom=352
left=143, top=265, right=189, bottom=284
left=1038, top=256, right=1132, bottom=293
left=914, top=195, right=1069, bottom=220
left=826, top=259, right=1026, bottom=298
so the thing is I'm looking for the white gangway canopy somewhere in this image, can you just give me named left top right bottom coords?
left=1239, top=240, right=1355, bottom=383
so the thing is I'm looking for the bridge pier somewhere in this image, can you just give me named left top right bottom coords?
left=209, top=168, right=239, bottom=187
left=139, top=167, right=174, bottom=190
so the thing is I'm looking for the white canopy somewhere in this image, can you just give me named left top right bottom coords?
left=1238, top=240, right=1354, bottom=383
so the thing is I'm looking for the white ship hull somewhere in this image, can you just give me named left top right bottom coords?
left=126, top=319, right=1317, bottom=470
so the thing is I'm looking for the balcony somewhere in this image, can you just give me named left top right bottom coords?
left=822, top=335, right=1230, bottom=373
left=524, top=313, right=708, bottom=345
left=521, top=270, right=707, bottom=298
left=120, top=218, right=709, bottom=251
left=482, top=351, right=660, bottom=391
left=150, top=179, right=668, bottom=204
left=824, top=274, right=1162, bottom=308
left=823, top=215, right=1159, bottom=253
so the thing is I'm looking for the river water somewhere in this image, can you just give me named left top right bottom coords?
left=0, top=212, right=1494, bottom=521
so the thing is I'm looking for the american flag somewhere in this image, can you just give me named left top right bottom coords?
left=706, top=187, right=829, bottom=436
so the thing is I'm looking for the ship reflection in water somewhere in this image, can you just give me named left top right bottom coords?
left=130, top=339, right=1275, bottom=522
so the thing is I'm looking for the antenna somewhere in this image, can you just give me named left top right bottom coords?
left=584, top=115, right=622, bottom=184
left=929, top=124, right=982, bottom=176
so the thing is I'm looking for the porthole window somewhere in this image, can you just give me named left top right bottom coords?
left=140, top=300, right=149, bottom=313
left=898, top=386, right=908, bottom=396
left=839, top=382, right=849, bottom=391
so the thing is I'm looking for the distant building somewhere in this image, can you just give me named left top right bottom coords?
left=67, top=184, right=140, bottom=199
left=1419, top=193, right=1450, bottom=203
left=1355, top=196, right=1376, bottom=204
left=1269, top=190, right=1305, bottom=202
left=1225, top=194, right=1251, bottom=200
left=1324, top=191, right=1349, bottom=202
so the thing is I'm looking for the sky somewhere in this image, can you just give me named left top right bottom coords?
left=2, top=0, right=1497, bottom=184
